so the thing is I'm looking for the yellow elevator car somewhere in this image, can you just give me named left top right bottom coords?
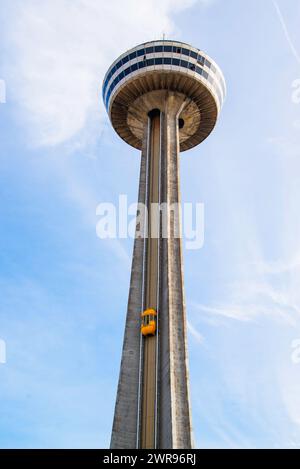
left=141, top=309, right=157, bottom=337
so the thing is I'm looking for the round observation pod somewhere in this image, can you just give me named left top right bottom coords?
left=102, top=40, right=226, bottom=152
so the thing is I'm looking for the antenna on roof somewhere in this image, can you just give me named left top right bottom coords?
left=163, top=32, right=165, bottom=41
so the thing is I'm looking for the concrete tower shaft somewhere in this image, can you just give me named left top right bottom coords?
left=111, top=92, right=192, bottom=449
left=102, top=40, right=225, bottom=449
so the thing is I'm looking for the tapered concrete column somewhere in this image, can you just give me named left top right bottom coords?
left=158, top=93, right=193, bottom=449
left=111, top=92, right=193, bottom=449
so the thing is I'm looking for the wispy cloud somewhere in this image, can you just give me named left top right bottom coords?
left=252, top=256, right=300, bottom=275
left=272, top=0, right=300, bottom=65
left=2, top=0, right=205, bottom=147
left=191, top=276, right=300, bottom=325
left=187, top=320, right=205, bottom=344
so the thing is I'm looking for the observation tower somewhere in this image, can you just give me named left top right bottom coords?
left=102, top=39, right=225, bottom=449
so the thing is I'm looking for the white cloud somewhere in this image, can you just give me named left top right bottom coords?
left=252, top=256, right=300, bottom=275
left=187, top=320, right=205, bottom=344
left=191, top=275, right=300, bottom=325
left=280, top=364, right=300, bottom=428
left=2, top=0, right=206, bottom=147
left=272, top=0, right=300, bottom=65
left=0, top=78, right=6, bottom=103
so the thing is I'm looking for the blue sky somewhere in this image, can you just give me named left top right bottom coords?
left=1, top=0, right=300, bottom=449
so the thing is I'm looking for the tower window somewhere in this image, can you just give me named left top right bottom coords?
left=129, top=51, right=137, bottom=60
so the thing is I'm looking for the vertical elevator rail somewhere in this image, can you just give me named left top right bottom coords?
left=139, top=112, right=161, bottom=449
left=154, top=114, right=162, bottom=449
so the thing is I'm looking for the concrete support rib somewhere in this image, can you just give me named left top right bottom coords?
left=110, top=129, right=148, bottom=449
left=158, top=93, right=193, bottom=449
